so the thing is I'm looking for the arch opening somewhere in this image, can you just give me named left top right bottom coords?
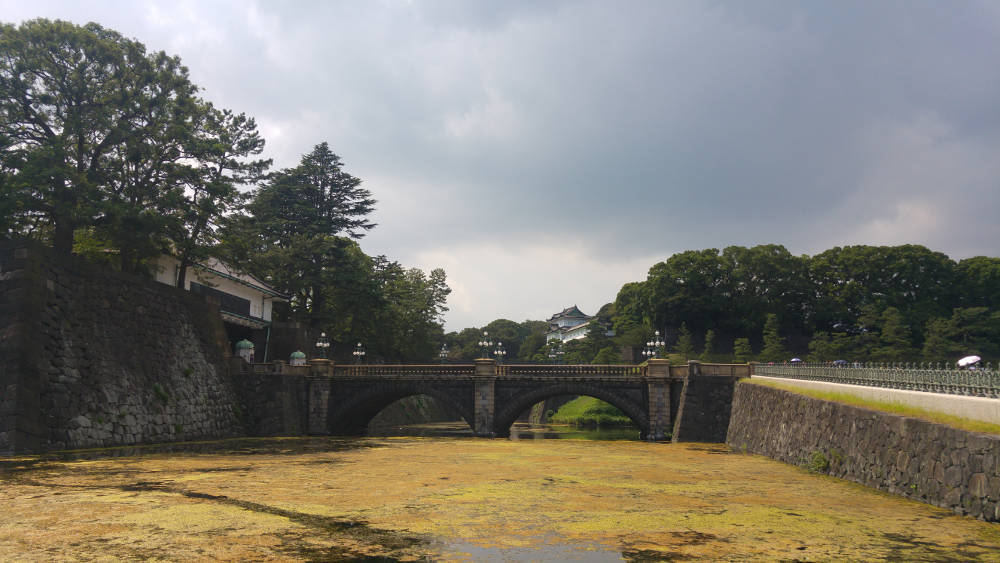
left=327, top=388, right=474, bottom=437
left=495, top=385, right=647, bottom=441
left=368, top=393, right=471, bottom=437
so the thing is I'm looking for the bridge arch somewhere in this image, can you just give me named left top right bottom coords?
left=326, top=382, right=475, bottom=436
left=493, top=383, right=648, bottom=439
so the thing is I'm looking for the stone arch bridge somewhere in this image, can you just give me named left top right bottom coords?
left=269, top=359, right=748, bottom=442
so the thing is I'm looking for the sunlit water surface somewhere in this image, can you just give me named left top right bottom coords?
left=2, top=426, right=999, bottom=561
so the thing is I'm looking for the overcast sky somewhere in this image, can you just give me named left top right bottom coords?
left=5, top=1, right=1000, bottom=330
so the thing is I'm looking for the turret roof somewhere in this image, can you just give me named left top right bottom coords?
left=546, top=305, right=591, bottom=323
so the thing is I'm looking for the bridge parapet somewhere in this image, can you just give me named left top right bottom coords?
left=332, top=364, right=477, bottom=377
left=699, top=363, right=751, bottom=377
left=500, top=364, right=646, bottom=377
left=238, top=360, right=749, bottom=380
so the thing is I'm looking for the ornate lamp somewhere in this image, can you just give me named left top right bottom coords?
left=494, top=341, right=507, bottom=365
left=478, top=331, right=493, bottom=359
left=352, top=342, right=366, bottom=364
left=315, top=332, right=331, bottom=359
left=643, top=330, right=665, bottom=360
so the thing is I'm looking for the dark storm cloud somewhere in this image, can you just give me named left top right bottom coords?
left=4, top=0, right=999, bottom=327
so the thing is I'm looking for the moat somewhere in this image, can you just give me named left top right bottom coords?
left=2, top=429, right=999, bottom=561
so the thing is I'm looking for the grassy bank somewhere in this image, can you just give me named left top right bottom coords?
left=548, top=396, right=634, bottom=427
left=749, top=378, right=1000, bottom=436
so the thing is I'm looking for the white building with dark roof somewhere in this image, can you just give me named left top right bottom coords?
left=545, top=305, right=594, bottom=342
left=154, top=255, right=288, bottom=360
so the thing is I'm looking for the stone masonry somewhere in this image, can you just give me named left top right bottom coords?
left=726, top=381, right=1000, bottom=521
left=0, top=241, right=243, bottom=453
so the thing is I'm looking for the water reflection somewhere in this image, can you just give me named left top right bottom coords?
left=509, top=422, right=641, bottom=441
left=367, top=421, right=641, bottom=441
left=367, top=421, right=473, bottom=438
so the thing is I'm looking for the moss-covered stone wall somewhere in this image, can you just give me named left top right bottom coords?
left=727, top=381, right=1000, bottom=521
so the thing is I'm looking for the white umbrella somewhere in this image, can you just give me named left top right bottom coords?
left=957, top=355, right=981, bottom=367
left=790, top=358, right=803, bottom=363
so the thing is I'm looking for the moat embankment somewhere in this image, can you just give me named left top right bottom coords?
left=3, top=435, right=999, bottom=561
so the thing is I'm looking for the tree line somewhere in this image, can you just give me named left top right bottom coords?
left=450, top=244, right=999, bottom=366
left=613, top=244, right=999, bottom=364
left=0, top=19, right=449, bottom=362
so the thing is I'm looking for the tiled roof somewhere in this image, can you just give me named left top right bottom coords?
left=546, top=305, right=591, bottom=322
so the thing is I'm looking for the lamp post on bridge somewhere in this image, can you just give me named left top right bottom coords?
left=478, top=331, right=493, bottom=359
left=494, top=341, right=507, bottom=365
left=439, top=343, right=449, bottom=364
left=315, top=332, right=331, bottom=360
left=643, top=330, right=664, bottom=361
left=352, top=342, right=366, bottom=364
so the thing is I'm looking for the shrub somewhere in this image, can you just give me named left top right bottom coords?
left=806, top=450, right=830, bottom=473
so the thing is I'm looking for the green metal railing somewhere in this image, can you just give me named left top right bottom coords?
left=754, top=362, right=1000, bottom=398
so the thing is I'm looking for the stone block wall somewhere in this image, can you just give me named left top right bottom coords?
left=0, top=241, right=244, bottom=453
left=726, top=381, right=1000, bottom=521
left=671, top=375, right=739, bottom=443
left=235, top=365, right=311, bottom=436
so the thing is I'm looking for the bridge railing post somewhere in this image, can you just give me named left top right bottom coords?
left=645, top=359, right=671, bottom=441
left=473, top=359, right=497, bottom=437
left=306, top=360, right=333, bottom=435
left=308, top=358, right=334, bottom=378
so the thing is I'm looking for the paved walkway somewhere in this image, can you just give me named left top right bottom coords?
left=751, top=375, right=1000, bottom=425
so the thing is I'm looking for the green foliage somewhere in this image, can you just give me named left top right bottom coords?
left=806, top=331, right=854, bottom=362
left=950, top=307, right=1000, bottom=356
left=592, top=243, right=1000, bottom=365
left=226, top=142, right=374, bottom=319
left=733, top=338, right=753, bottom=363
left=561, top=340, right=592, bottom=364
left=957, top=257, right=1000, bottom=310
left=806, top=451, right=830, bottom=473
left=921, top=318, right=962, bottom=363
left=612, top=282, right=651, bottom=349
left=591, top=346, right=621, bottom=364
left=482, top=319, right=521, bottom=358
left=807, top=331, right=833, bottom=362
left=446, top=319, right=551, bottom=361
left=221, top=143, right=448, bottom=362
left=1, top=19, right=186, bottom=253
left=549, top=396, right=633, bottom=427
left=759, top=314, right=787, bottom=362
left=518, top=332, right=548, bottom=362
left=1, top=18, right=269, bottom=275
left=700, top=329, right=715, bottom=361
left=675, top=323, right=695, bottom=359
left=921, top=307, right=1000, bottom=362
left=870, top=307, right=916, bottom=362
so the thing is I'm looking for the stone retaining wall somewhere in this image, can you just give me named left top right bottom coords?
left=1, top=241, right=243, bottom=453
left=671, top=375, right=739, bottom=442
left=726, top=381, right=1000, bottom=521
